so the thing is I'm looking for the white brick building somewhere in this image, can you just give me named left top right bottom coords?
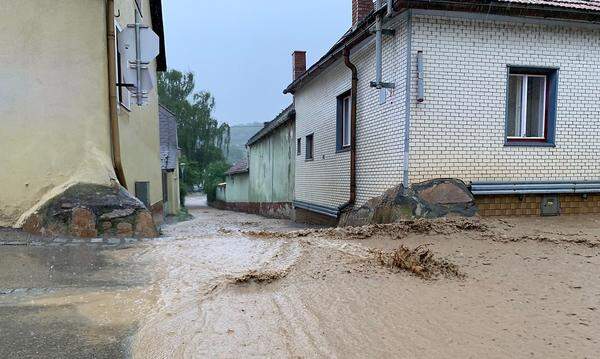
left=286, top=0, right=600, bottom=219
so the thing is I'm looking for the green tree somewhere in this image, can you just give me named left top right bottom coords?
left=158, top=70, right=231, bottom=203
left=202, top=161, right=231, bottom=202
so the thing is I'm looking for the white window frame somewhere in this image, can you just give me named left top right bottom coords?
left=507, top=74, right=547, bottom=140
left=342, top=95, right=351, bottom=147
left=115, top=21, right=132, bottom=111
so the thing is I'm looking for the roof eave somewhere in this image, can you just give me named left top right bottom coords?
left=246, top=107, right=296, bottom=147
left=284, top=0, right=600, bottom=95
left=226, top=169, right=249, bottom=176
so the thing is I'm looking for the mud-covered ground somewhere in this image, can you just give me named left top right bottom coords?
left=1, top=194, right=599, bottom=358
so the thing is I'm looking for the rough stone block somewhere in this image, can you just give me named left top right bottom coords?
left=70, top=207, right=97, bottom=238
left=116, top=222, right=134, bottom=238
left=134, top=211, right=159, bottom=238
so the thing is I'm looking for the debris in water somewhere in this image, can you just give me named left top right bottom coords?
left=244, top=218, right=487, bottom=241
left=233, top=269, right=288, bottom=284
left=372, top=244, right=464, bottom=279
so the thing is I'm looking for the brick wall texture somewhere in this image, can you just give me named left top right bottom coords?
left=294, top=16, right=408, bottom=209
left=477, top=194, right=600, bottom=216
left=294, top=11, right=600, bottom=211
left=408, top=14, right=600, bottom=184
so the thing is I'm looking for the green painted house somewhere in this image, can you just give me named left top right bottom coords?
left=218, top=105, right=296, bottom=219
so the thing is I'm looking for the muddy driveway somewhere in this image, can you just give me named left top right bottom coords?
left=1, top=194, right=599, bottom=358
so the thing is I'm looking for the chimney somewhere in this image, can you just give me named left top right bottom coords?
left=292, top=51, right=307, bottom=81
left=352, top=0, right=374, bottom=27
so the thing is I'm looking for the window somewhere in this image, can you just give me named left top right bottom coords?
left=506, top=66, right=558, bottom=146
left=336, top=91, right=352, bottom=151
left=115, top=22, right=131, bottom=110
left=305, top=134, right=314, bottom=161
left=297, top=138, right=301, bottom=156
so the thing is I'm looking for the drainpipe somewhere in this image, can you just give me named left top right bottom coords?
left=343, top=48, right=358, bottom=209
left=106, top=0, right=127, bottom=188
left=374, top=0, right=383, bottom=88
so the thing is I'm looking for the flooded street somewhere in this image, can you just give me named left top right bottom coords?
left=1, top=194, right=600, bottom=358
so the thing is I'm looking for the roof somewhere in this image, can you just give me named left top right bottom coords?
left=159, top=104, right=179, bottom=171
left=225, top=157, right=249, bottom=176
left=246, top=104, right=296, bottom=147
left=150, top=0, right=167, bottom=71
left=501, top=0, right=600, bottom=11
left=284, top=0, right=600, bottom=95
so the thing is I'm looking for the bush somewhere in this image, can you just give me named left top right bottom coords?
left=203, top=161, right=230, bottom=202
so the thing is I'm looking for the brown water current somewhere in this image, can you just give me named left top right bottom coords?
left=2, top=195, right=599, bottom=358
left=130, top=196, right=600, bottom=359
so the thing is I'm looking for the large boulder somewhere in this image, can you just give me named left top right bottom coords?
left=22, top=183, right=159, bottom=238
left=339, top=179, right=477, bottom=227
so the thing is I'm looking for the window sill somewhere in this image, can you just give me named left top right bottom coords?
left=504, top=140, right=555, bottom=148
left=305, top=158, right=314, bottom=162
left=336, top=146, right=351, bottom=153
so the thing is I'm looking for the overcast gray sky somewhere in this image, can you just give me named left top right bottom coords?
left=162, top=0, right=351, bottom=125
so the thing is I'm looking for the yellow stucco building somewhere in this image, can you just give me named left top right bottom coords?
left=0, top=0, right=167, bottom=235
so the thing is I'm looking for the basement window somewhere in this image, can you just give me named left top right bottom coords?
left=336, top=91, right=352, bottom=152
left=305, top=134, right=314, bottom=161
left=506, top=66, right=558, bottom=146
left=297, top=138, right=301, bottom=156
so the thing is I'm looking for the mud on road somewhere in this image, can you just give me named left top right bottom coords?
left=1, top=194, right=599, bottom=358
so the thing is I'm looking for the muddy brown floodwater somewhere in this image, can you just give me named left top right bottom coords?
left=1, top=194, right=600, bottom=358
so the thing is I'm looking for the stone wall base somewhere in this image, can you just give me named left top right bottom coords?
left=22, top=183, right=159, bottom=238
left=476, top=194, right=600, bottom=216
left=211, top=201, right=294, bottom=220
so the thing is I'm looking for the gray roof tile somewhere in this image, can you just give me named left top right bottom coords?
left=225, top=157, right=249, bottom=176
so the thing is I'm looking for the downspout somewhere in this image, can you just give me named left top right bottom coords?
left=343, top=48, right=358, bottom=208
left=106, top=0, right=128, bottom=188
left=402, top=12, right=413, bottom=190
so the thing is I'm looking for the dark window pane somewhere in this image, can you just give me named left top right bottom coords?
left=526, top=76, right=546, bottom=137
left=343, top=97, right=351, bottom=146
left=306, top=135, right=313, bottom=160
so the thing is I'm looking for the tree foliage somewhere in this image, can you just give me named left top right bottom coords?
left=158, top=70, right=231, bottom=202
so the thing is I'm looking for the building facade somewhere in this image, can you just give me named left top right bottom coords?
left=217, top=105, right=296, bottom=219
left=0, top=0, right=166, bottom=235
left=287, top=0, right=600, bottom=218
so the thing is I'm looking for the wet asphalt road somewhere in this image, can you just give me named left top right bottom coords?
left=0, top=232, right=151, bottom=358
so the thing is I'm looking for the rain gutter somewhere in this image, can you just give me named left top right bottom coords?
left=293, top=200, right=340, bottom=218
left=470, top=181, right=600, bottom=195
left=106, top=0, right=127, bottom=188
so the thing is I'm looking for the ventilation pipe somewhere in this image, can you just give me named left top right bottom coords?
left=106, top=0, right=127, bottom=188
left=370, top=0, right=395, bottom=90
